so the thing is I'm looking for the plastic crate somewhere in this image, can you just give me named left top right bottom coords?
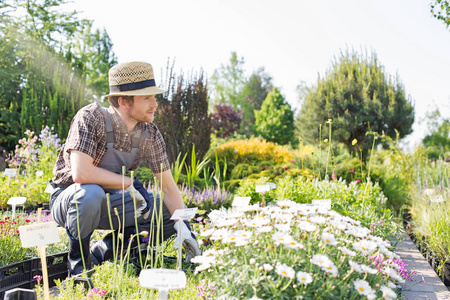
left=0, top=252, right=68, bottom=299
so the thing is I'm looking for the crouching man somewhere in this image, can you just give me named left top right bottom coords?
left=49, top=61, right=201, bottom=275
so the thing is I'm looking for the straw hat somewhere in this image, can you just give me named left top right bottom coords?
left=104, top=61, right=166, bottom=97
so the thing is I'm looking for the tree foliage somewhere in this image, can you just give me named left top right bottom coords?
left=209, top=51, right=246, bottom=109
left=296, top=50, right=414, bottom=160
left=422, top=109, right=450, bottom=159
left=430, top=0, right=450, bottom=28
left=254, top=88, right=295, bottom=146
left=0, top=0, right=117, bottom=150
left=239, top=68, right=273, bottom=136
left=210, top=103, right=242, bottom=138
left=155, top=64, right=211, bottom=167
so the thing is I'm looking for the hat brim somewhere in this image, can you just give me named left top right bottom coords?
left=104, top=86, right=167, bottom=97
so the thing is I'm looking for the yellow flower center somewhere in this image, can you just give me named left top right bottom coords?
left=290, top=242, right=295, bottom=245
left=282, top=271, right=287, bottom=275
left=361, top=246, right=366, bottom=250
left=358, top=287, right=364, bottom=292
left=301, top=277, right=306, bottom=281
left=326, top=239, right=331, bottom=243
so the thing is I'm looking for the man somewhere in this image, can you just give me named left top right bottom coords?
left=49, top=61, right=201, bottom=275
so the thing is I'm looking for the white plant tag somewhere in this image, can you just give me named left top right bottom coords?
left=139, top=268, right=186, bottom=290
left=170, top=207, right=198, bottom=220
left=312, top=199, right=332, bottom=210
left=431, top=195, right=444, bottom=203
left=8, top=197, right=27, bottom=206
left=255, top=185, right=270, bottom=193
left=267, top=182, right=277, bottom=189
left=4, top=168, right=17, bottom=177
left=232, top=196, right=251, bottom=207
left=208, top=210, right=227, bottom=223
left=19, top=221, right=60, bottom=247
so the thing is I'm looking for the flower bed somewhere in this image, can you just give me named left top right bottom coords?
left=193, top=200, right=415, bottom=299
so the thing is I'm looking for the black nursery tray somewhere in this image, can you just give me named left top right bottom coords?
left=0, top=252, right=68, bottom=299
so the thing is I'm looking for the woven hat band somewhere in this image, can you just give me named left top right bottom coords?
left=110, top=79, right=156, bottom=93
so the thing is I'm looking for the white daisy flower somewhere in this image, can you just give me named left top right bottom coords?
left=272, top=232, right=293, bottom=245
left=299, top=221, right=317, bottom=232
left=263, top=264, right=273, bottom=271
left=274, top=223, right=292, bottom=233
left=199, top=228, right=215, bottom=237
left=383, top=267, right=405, bottom=283
left=360, top=264, right=378, bottom=274
left=190, top=255, right=215, bottom=265
left=349, top=260, right=363, bottom=273
left=387, top=281, right=397, bottom=289
left=275, top=263, right=295, bottom=279
left=194, top=263, right=211, bottom=274
left=256, top=226, right=273, bottom=233
left=353, top=279, right=376, bottom=296
left=284, top=239, right=304, bottom=250
left=310, top=254, right=332, bottom=269
left=210, top=228, right=230, bottom=241
left=309, top=215, right=327, bottom=224
left=380, top=285, right=397, bottom=300
left=352, top=240, right=378, bottom=255
left=244, top=217, right=271, bottom=227
left=322, top=232, right=339, bottom=246
left=321, top=263, right=339, bottom=277
left=296, top=271, right=313, bottom=285
left=340, top=246, right=357, bottom=256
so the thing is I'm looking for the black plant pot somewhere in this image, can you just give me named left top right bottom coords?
left=443, top=260, right=450, bottom=286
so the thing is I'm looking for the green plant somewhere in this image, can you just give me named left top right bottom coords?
left=185, top=144, right=211, bottom=189
left=172, top=152, right=188, bottom=185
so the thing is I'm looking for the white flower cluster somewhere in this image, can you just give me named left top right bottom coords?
left=194, top=201, right=404, bottom=299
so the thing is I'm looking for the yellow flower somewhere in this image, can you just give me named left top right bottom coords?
left=324, top=139, right=328, bottom=143
left=352, top=139, right=357, bottom=145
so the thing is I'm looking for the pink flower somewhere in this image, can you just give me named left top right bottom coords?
left=282, top=166, right=288, bottom=170
left=356, top=180, right=361, bottom=183
left=349, top=170, right=354, bottom=173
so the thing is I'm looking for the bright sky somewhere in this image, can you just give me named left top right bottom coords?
left=66, top=0, right=450, bottom=150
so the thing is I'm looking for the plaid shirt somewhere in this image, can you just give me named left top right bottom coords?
left=52, top=103, right=170, bottom=185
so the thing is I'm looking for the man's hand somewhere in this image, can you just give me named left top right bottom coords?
left=173, top=221, right=201, bottom=262
left=126, top=177, right=152, bottom=219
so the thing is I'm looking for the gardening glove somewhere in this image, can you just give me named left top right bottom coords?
left=126, top=177, right=152, bottom=219
left=174, top=221, right=202, bottom=262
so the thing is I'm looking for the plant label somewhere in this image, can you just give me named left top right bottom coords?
left=431, top=195, right=444, bottom=203
left=139, top=268, right=186, bottom=290
left=312, top=199, right=332, bottom=210
left=8, top=197, right=27, bottom=206
left=267, top=182, right=277, bottom=189
left=255, top=185, right=270, bottom=193
left=4, top=168, right=16, bottom=177
left=170, top=207, right=198, bottom=220
left=208, top=210, right=227, bottom=223
left=19, top=221, right=60, bottom=247
left=232, top=196, right=251, bottom=207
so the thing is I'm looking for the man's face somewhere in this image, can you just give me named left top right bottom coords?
left=126, top=95, right=158, bottom=123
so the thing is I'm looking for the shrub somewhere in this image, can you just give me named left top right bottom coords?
left=212, top=138, right=294, bottom=167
